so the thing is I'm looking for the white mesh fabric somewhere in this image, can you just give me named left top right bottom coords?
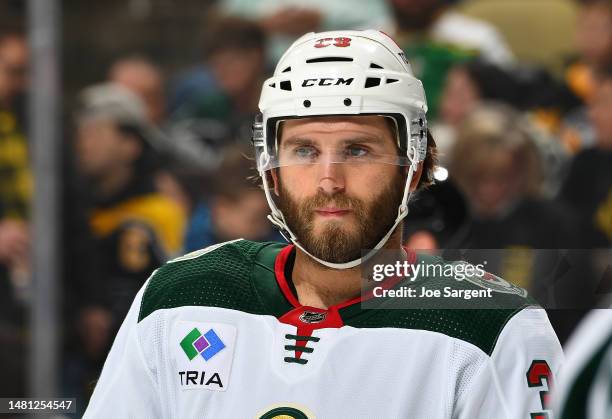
left=138, top=312, right=169, bottom=416
left=450, top=339, right=488, bottom=414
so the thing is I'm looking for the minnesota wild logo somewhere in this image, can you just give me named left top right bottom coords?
left=257, top=404, right=314, bottom=419
left=452, top=261, right=528, bottom=297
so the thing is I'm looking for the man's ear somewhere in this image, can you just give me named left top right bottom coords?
left=409, top=162, right=424, bottom=192
left=270, top=169, right=280, bottom=196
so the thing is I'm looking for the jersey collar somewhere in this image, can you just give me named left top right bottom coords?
left=273, top=244, right=417, bottom=320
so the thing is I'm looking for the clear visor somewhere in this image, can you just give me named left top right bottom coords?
left=256, top=145, right=412, bottom=171
left=254, top=117, right=414, bottom=172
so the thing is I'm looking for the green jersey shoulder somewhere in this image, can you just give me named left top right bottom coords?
left=356, top=252, right=537, bottom=355
left=138, top=239, right=275, bottom=322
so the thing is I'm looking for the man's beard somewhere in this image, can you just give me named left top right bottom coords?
left=277, top=170, right=406, bottom=265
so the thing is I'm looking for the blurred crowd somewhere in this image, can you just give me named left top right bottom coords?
left=0, top=0, right=611, bottom=412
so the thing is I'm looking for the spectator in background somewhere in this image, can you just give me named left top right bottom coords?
left=0, top=30, right=30, bottom=231
left=448, top=104, right=573, bottom=243
left=0, top=29, right=30, bottom=398
left=435, top=60, right=571, bottom=195
left=561, top=0, right=612, bottom=152
left=390, top=0, right=513, bottom=117
left=446, top=104, right=593, bottom=342
left=434, top=60, right=519, bottom=163
left=560, top=68, right=612, bottom=248
left=566, top=0, right=612, bottom=103
left=108, top=55, right=197, bottom=218
left=449, top=104, right=542, bottom=223
left=0, top=30, right=28, bottom=124
left=109, top=55, right=167, bottom=125
left=447, top=104, right=576, bottom=270
left=73, top=83, right=186, bottom=318
left=171, top=16, right=267, bottom=141
left=64, top=83, right=187, bottom=409
left=184, top=145, right=281, bottom=252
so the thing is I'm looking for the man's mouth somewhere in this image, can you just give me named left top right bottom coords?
left=314, top=207, right=351, bottom=217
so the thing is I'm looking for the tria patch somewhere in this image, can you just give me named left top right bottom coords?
left=177, top=370, right=224, bottom=388
left=172, top=321, right=237, bottom=391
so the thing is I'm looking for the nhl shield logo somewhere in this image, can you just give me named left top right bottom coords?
left=299, top=311, right=326, bottom=324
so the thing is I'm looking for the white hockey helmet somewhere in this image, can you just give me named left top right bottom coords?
left=253, top=30, right=429, bottom=269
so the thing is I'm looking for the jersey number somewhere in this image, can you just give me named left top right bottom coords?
left=314, top=37, right=351, bottom=48
left=526, top=360, right=553, bottom=419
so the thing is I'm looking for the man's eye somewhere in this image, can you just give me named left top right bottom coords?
left=294, top=146, right=317, bottom=158
left=346, top=146, right=369, bottom=157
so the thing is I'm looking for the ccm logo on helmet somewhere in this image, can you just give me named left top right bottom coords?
left=302, top=77, right=354, bottom=87
left=314, top=37, right=351, bottom=48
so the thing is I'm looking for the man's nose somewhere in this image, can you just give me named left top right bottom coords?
left=317, top=161, right=345, bottom=195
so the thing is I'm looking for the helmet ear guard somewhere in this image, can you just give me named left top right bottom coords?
left=252, top=30, right=429, bottom=270
left=410, top=113, right=428, bottom=164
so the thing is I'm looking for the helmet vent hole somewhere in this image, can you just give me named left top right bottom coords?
left=343, top=98, right=352, bottom=106
left=303, top=100, right=311, bottom=108
left=269, top=82, right=276, bottom=88
left=370, top=63, right=384, bottom=69
left=386, top=78, right=399, bottom=84
left=280, top=81, right=292, bottom=91
left=306, top=57, right=353, bottom=64
left=365, top=77, right=381, bottom=88
left=282, top=66, right=291, bottom=73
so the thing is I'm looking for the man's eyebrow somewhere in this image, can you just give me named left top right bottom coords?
left=281, top=135, right=386, bottom=149
left=280, top=137, right=316, bottom=149
left=340, top=136, right=385, bottom=145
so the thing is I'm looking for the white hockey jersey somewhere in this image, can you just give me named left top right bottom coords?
left=84, top=239, right=563, bottom=418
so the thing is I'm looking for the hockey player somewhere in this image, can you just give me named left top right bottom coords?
left=84, top=30, right=563, bottom=418
left=554, top=306, right=612, bottom=419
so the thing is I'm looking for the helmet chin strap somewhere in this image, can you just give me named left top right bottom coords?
left=260, top=148, right=418, bottom=270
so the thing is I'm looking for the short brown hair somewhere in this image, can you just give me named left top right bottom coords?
left=419, top=130, right=438, bottom=189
